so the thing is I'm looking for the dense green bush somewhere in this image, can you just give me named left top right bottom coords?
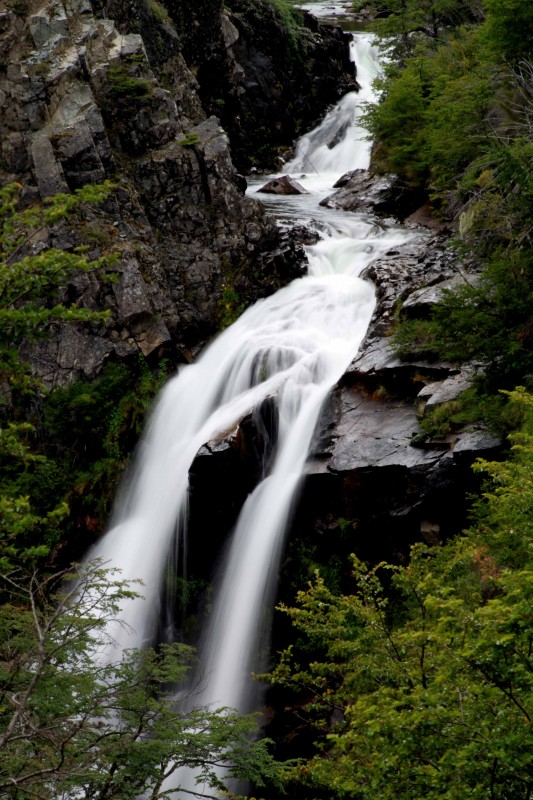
left=364, top=0, right=532, bottom=395
left=266, top=389, right=533, bottom=800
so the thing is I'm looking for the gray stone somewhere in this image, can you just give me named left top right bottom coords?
left=107, top=32, right=146, bottom=63
left=112, top=259, right=153, bottom=324
left=51, top=117, right=106, bottom=187
left=22, top=324, right=113, bottom=389
left=417, top=364, right=479, bottom=415
left=258, top=175, right=309, bottom=195
left=452, top=427, right=501, bottom=461
left=57, top=326, right=113, bottom=376
left=221, top=13, right=239, bottom=49
left=29, top=2, right=69, bottom=48
left=1, top=132, right=30, bottom=172
left=135, top=321, right=171, bottom=357
left=401, top=274, right=477, bottom=318
left=31, top=131, right=69, bottom=196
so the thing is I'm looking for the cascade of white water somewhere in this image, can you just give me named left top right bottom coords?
left=86, top=34, right=415, bottom=793
left=286, top=36, right=379, bottom=184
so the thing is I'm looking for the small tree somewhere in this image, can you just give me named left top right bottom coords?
left=0, top=559, right=281, bottom=800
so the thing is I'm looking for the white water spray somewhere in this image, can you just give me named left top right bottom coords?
left=86, top=32, right=415, bottom=792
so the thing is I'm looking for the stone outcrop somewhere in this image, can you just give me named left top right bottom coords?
left=156, top=0, right=358, bottom=172
left=0, top=0, right=315, bottom=387
left=320, top=169, right=429, bottom=221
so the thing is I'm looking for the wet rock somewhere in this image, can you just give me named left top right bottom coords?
left=345, top=337, right=453, bottom=385
left=452, top=427, right=501, bottom=463
left=257, top=175, right=310, bottom=195
left=320, top=170, right=398, bottom=214
left=326, top=390, right=441, bottom=473
left=322, top=169, right=428, bottom=221
left=400, top=273, right=480, bottom=319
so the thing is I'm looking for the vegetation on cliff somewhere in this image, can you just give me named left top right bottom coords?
left=359, top=0, right=533, bottom=394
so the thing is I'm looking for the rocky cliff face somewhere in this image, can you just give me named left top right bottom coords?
left=1, top=0, right=354, bottom=387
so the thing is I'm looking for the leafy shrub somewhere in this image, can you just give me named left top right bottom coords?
left=107, top=55, right=153, bottom=101
left=265, top=392, right=533, bottom=800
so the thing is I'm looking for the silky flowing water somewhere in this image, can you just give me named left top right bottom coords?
left=86, top=26, right=416, bottom=794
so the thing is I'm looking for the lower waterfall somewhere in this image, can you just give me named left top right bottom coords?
left=86, top=29, right=415, bottom=793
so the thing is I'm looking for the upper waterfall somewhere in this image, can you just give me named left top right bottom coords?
left=287, top=36, right=379, bottom=181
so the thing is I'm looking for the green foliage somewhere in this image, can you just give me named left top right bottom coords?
left=217, top=282, right=246, bottom=329
left=356, top=0, right=485, bottom=54
left=483, top=0, right=533, bottom=61
left=107, top=55, right=153, bottom=101
left=265, top=0, right=303, bottom=38
left=148, top=0, right=171, bottom=25
left=178, top=131, right=201, bottom=148
left=371, top=18, right=533, bottom=390
left=459, top=137, right=533, bottom=253
left=417, top=387, right=506, bottom=440
left=12, top=357, right=170, bottom=534
left=366, top=27, right=493, bottom=191
left=0, top=560, right=282, bottom=799
left=393, top=246, right=533, bottom=386
left=368, top=63, right=428, bottom=184
left=470, top=386, right=533, bottom=567
left=0, top=181, right=168, bottom=552
left=0, top=181, right=115, bottom=383
left=266, top=391, right=533, bottom=800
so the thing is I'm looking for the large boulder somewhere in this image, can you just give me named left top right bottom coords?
left=320, top=169, right=428, bottom=220
left=257, top=175, right=309, bottom=195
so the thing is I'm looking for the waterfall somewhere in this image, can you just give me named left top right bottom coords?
left=287, top=35, right=379, bottom=181
left=86, top=30, right=414, bottom=792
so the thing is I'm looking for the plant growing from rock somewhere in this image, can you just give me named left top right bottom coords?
left=0, top=181, right=116, bottom=387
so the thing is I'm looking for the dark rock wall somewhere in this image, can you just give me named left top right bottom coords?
left=218, top=0, right=358, bottom=171
left=144, top=0, right=359, bottom=171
